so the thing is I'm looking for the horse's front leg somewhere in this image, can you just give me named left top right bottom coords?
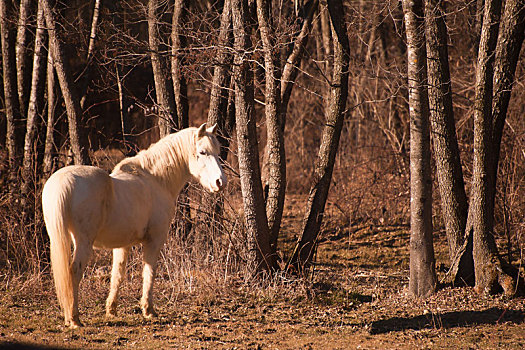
left=106, top=247, right=130, bottom=317
left=140, top=239, right=164, bottom=319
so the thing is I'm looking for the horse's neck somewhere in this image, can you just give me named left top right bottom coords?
left=114, top=132, right=192, bottom=199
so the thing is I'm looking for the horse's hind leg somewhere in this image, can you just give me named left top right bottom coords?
left=140, top=241, right=163, bottom=319
left=69, top=237, right=93, bottom=328
left=106, top=247, right=130, bottom=317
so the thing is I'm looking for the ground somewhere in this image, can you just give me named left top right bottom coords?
left=1, top=203, right=524, bottom=349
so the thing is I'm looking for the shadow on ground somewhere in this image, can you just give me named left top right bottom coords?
left=370, top=307, right=524, bottom=334
left=0, top=341, right=70, bottom=350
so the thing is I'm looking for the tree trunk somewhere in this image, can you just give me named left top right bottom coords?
left=1, top=0, right=21, bottom=191
left=79, top=0, right=102, bottom=110
left=43, top=0, right=90, bottom=165
left=402, top=0, right=437, bottom=298
left=147, top=0, right=176, bottom=137
left=207, top=0, right=234, bottom=156
left=256, top=0, right=286, bottom=254
left=231, top=0, right=276, bottom=273
left=280, top=0, right=317, bottom=116
left=424, top=0, right=472, bottom=284
left=16, top=0, right=32, bottom=117
left=490, top=0, right=525, bottom=196
left=470, top=0, right=523, bottom=295
left=21, top=1, right=47, bottom=201
left=171, top=0, right=189, bottom=129
left=199, top=0, right=235, bottom=240
left=43, top=35, right=57, bottom=179
left=470, top=0, right=513, bottom=295
left=288, top=0, right=349, bottom=272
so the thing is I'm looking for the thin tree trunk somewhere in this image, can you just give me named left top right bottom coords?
left=470, top=0, right=511, bottom=295
left=424, top=0, right=472, bottom=284
left=16, top=0, right=32, bottom=117
left=231, top=0, right=276, bottom=273
left=280, top=0, right=318, bottom=116
left=201, top=0, right=235, bottom=238
left=1, top=0, right=21, bottom=190
left=79, top=0, right=102, bottom=110
left=490, top=0, right=525, bottom=201
left=21, top=1, right=47, bottom=200
left=43, top=35, right=57, bottom=178
left=402, top=0, right=437, bottom=298
left=256, top=0, right=286, bottom=254
left=148, top=0, right=176, bottom=137
left=170, top=0, right=192, bottom=239
left=470, top=0, right=523, bottom=295
left=42, top=0, right=90, bottom=165
left=288, top=0, right=349, bottom=272
left=207, top=0, right=234, bottom=156
left=171, top=0, right=189, bottom=129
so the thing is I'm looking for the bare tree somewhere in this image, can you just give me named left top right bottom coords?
left=402, top=0, right=437, bottom=298
left=256, top=0, right=286, bottom=254
left=289, top=0, right=349, bottom=272
left=424, top=0, right=471, bottom=284
left=171, top=0, right=189, bottom=129
left=1, top=0, right=21, bottom=190
left=469, top=0, right=524, bottom=295
left=207, top=0, right=234, bottom=156
left=147, top=0, right=176, bottom=137
left=39, top=34, right=56, bottom=179
left=43, top=35, right=57, bottom=179
left=16, top=0, right=33, bottom=117
left=21, top=0, right=47, bottom=200
left=79, top=0, right=102, bottom=110
left=231, top=0, right=276, bottom=273
left=43, top=0, right=89, bottom=165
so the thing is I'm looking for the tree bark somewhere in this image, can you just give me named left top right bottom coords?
left=256, top=0, right=286, bottom=254
left=79, top=0, right=102, bottom=110
left=1, top=0, right=21, bottom=190
left=490, top=0, right=525, bottom=198
left=288, top=0, right=349, bottom=272
left=280, top=0, right=318, bottom=116
left=43, top=35, right=57, bottom=179
left=424, top=0, right=472, bottom=284
left=171, top=0, right=189, bottom=129
left=21, top=1, right=47, bottom=200
left=207, top=0, right=234, bottom=157
left=470, top=0, right=513, bottom=295
left=231, top=0, right=276, bottom=273
left=470, top=0, right=523, bottom=295
left=148, top=0, right=176, bottom=137
left=43, top=0, right=90, bottom=165
left=402, top=0, right=437, bottom=298
left=16, top=0, right=32, bottom=117
left=199, top=0, right=235, bottom=240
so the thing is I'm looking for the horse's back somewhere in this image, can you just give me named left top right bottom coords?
left=43, top=165, right=113, bottom=238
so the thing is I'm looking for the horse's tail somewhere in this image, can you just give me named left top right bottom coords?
left=42, top=174, right=74, bottom=320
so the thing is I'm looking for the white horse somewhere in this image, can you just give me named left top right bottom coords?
left=42, top=124, right=226, bottom=328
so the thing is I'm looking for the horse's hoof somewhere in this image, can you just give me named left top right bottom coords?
left=66, top=319, right=83, bottom=329
left=142, top=309, right=157, bottom=319
left=106, top=306, right=118, bottom=318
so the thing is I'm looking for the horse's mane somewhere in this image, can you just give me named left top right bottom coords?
left=112, top=128, right=196, bottom=192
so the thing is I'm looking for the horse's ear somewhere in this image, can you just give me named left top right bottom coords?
left=197, top=123, right=207, bottom=138
left=207, top=123, right=218, bottom=135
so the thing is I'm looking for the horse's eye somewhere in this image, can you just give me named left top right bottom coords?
left=199, top=150, right=206, bottom=156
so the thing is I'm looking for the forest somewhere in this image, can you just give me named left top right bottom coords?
left=0, top=0, right=524, bottom=348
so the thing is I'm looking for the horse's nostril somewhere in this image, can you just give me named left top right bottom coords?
left=216, top=178, right=223, bottom=190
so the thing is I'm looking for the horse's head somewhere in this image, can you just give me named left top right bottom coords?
left=188, top=123, right=227, bottom=193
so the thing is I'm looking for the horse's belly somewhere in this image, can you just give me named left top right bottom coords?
left=94, top=224, right=147, bottom=249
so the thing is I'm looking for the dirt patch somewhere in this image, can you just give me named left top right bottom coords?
left=1, top=223, right=524, bottom=349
